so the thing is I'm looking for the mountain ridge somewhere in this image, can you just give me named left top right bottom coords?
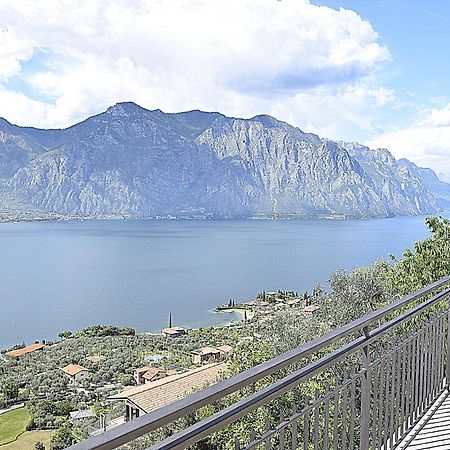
left=0, top=102, right=447, bottom=220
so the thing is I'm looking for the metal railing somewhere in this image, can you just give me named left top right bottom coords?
left=69, top=276, right=450, bottom=450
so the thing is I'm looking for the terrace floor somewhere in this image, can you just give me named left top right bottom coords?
left=399, top=389, right=450, bottom=449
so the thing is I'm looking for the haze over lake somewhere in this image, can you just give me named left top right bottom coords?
left=0, top=216, right=443, bottom=348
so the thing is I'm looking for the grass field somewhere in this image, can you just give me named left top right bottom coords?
left=0, top=408, right=31, bottom=446
left=0, top=431, right=53, bottom=450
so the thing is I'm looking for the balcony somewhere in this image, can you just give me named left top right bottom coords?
left=69, top=276, right=450, bottom=450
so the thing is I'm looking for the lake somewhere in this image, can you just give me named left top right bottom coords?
left=0, top=215, right=443, bottom=348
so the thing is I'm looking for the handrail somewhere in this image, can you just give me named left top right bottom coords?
left=147, top=286, right=450, bottom=450
left=68, top=276, right=450, bottom=450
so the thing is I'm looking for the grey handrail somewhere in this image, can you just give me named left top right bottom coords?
left=68, top=275, right=450, bottom=450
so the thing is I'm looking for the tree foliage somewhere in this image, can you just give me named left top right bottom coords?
left=386, top=216, right=450, bottom=295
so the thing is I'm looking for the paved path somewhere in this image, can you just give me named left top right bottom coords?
left=0, top=403, right=25, bottom=415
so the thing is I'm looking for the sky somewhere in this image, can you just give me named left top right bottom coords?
left=0, top=0, right=449, bottom=179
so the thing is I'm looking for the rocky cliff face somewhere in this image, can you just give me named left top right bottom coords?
left=0, top=102, right=445, bottom=219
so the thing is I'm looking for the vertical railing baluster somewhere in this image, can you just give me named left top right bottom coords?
left=376, top=358, right=386, bottom=449
left=303, top=396, right=310, bottom=450
left=440, top=313, right=446, bottom=391
left=413, top=330, right=420, bottom=421
left=383, top=355, right=391, bottom=447
left=342, top=373, right=348, bottom=450
left=324, top=383, right=330, bottom=450
left=313, top=390, right=319, bottom=449
left=406, top=332, right=414, bottom=430
left=341, top=372, right=348, bottom=450
left=424, top=320, right=431, bottom=409
left=438, top=312, right=442, bottom=389
left=291, top=405, right=298, bottom=450
left=418, top=325, right=426, bottom=416
left=265, top=419, right=271, bottom=450
left=333, top=389, right=339, bottom=450
left=447, top=293, right=450, bottom=389
left=436, top=314, right=442, bottom=394
left=431, top=314, right=438, bottom=400
left=388, top=345, right=395, bottom=447
left=359, top=326, right=371, bottom=450
left=279, top=410, right=285, bottom=450
left=371, top=363, right=379, bottom=449
left=390, top=344, right=400, bottom=447
left=349, top=370, right=356, bottom=450
left=399, top=333, right=407, bottom=436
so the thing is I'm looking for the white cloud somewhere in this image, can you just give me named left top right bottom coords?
left=0, top=0, right=390, bottom=133
left=366, top=103, right=450, bottom=181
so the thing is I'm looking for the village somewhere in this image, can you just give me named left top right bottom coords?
left=0, top=288, right=320, bottom=450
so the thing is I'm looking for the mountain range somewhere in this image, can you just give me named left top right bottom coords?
left=0, top=102, right=449, bottom=220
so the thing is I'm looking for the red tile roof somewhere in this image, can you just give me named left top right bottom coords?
left=61, top=364, right=89, bottom=376
left=6, top=342, right=45, bottom=358
left=142, top=368, right=160, bottom=381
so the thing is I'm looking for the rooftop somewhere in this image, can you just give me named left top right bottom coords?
left=217, top=344, right=232, bottom=353
left=142, top=368, right=160, bottom=380
left=162, top=326, right=186, bottom=333
left=61, top=364, right=89, bottom=376
left=191, top=346, right=222, bottom=356
left=70, top=409, right=95, bottom=420
left=6, top=342, right=44, bottom=357
left=108, top=363, right=226, bottom=413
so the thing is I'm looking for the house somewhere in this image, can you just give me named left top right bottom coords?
left=303, top=305, right=320, bottom=315
left=162, top=327, right=187, bottom=338
left=69, top=409, right=95, bottom=425
left=108, top=363, right=226, bottom=421
left=61, top=364, right=90, bottom=381
left=216, top=345, right=233, bottom=355
left=86, top=355, right=105, bottom=363
left=191, top=346, right=222, bottom=365
left=134, top=367, right=166, bottom=385
left=6, top=341, right=45, bottom=358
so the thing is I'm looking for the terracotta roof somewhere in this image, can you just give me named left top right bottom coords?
left=162, top=327, right=187, bottom=334
left=86, top=355, right=105, bottom=363
left=142, top=368, right=160, bottom=380
left=108, top=363, right=227, bottom=413
left=6, top=342, right=44, bottom=358
left=191, top=346, right=221, bottom=356
left=61, top=364, right=89, bottom=376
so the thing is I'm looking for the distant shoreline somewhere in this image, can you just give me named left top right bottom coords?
left=0, top=211, right=440, bottom=224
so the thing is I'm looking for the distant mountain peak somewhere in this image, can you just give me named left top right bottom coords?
left=0, top=105, right=447, bottom=219
left=106, top=101, right=148, bottom=116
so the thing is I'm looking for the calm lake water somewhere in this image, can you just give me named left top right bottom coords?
left=0, top=215, right=444, bottom=348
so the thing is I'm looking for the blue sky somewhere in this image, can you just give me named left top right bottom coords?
left=315, top=0, right=450, bottom=123
left=0, top=0, right=449, bottom=179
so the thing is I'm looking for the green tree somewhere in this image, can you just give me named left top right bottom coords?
left=386, top=216, right=450, bottom=295
left=58, top=331, right=73, bottom=340
left=50, top=423, right=75, bottom=450
left=35, top=441, right=45, bottom=450
left=2, top=380, right=19, bottom=405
